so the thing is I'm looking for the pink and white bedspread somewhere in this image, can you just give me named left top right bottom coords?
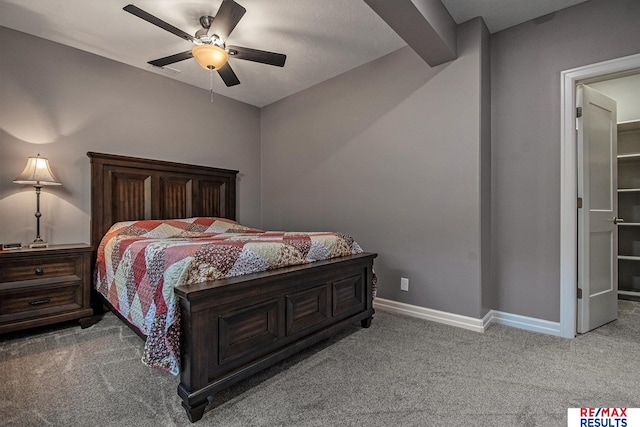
left=95, top=217, right=364, bottom=374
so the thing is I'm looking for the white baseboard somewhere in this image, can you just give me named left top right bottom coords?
left=373, top=298, right=485, bottom=333
left=483, top=310, right=562, bottom=336
left=373, top=298, right=563, bottom=337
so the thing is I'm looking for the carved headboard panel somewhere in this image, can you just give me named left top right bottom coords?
left=88, top=152, right=238, bottom=248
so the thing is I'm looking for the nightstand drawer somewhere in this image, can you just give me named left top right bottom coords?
left=0, top=255, right=81, bottom=283
left=0, top=244, right=94, bottom=333
left=0, top=281, right=82, bottom=321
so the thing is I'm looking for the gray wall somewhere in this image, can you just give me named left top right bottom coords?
left=0, top=27, right=262, bottom=246
left=262, top=0, right=640, bottom=323
left=491, top=0, right=640, bottom=321
left=261, top=19, right=490, bottom=318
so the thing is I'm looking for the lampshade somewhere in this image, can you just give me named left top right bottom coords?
left=192, top=44, right=229, bottom=70
left=13, top=154, right=61, bottom=186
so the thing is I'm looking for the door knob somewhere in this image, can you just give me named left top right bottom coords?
left=613, top=217, right=625, bottom=224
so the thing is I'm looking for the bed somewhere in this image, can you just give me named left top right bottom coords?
left=88, top=152, right=377, bottom=422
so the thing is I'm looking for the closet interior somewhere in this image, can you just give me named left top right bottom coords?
left=618, top=120, right=640, bottom=300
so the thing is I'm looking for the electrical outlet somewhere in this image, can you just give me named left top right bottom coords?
left=400, top=277, right=409, bottom=291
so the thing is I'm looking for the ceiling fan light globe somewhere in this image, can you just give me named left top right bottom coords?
left=192, top=44, right=229, bottom=70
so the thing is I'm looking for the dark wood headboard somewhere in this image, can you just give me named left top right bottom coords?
left=88, top=152, right=238, bottom=248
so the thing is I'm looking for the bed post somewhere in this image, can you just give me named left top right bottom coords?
left=177, top=296, right=214, bottom=423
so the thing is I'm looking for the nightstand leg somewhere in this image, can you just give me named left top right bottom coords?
left=79, top=315, right=102, bottom=329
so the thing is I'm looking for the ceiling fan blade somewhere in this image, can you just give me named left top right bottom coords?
left=209, top=0, right=246, bottom=41
left=227, top=46, right=286, bottom=67
left=123, top=4, right=197, bottom=43
left=148, top=50, right=194, bottom=67
left=217, top=62, right=241, bottom=87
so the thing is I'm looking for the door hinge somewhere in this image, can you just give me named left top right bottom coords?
left=576, top=107, right=582, bottom=118
left=577, top=197, right=583, bottom=209
left=577, top=288, right=582, bottom=299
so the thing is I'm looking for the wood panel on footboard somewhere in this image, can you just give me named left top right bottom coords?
left=176, top=252, right=376, bottom=422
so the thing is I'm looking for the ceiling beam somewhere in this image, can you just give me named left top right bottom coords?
left=364, top=0, right=457, bottom=66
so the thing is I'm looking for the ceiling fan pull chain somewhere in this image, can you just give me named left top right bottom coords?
left=210, top=68, right=214, bottom=104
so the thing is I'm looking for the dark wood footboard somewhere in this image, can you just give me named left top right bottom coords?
left=175, top=252, right=376, bottom=422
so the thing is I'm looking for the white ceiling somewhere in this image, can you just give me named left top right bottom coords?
left=0, top=0, right=588, bottom=107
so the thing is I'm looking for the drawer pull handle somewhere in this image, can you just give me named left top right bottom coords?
left=35, top=267, right=44, bottom=275
left=29, top=298, right=51, bottom=306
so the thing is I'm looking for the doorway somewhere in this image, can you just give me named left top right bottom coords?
left=559, top=53, right=640, bottom=338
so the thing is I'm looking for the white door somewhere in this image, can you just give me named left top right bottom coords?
left=577, top=84, right=618, bottom=333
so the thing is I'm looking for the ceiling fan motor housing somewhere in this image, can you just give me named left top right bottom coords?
left=199, top=15, right=214, bottom=29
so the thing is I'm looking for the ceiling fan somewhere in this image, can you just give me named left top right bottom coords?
left=124, top=0, right=286, bottom=87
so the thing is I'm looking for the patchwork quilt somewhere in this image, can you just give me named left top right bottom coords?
left=95, top=217, right=365, bottom=374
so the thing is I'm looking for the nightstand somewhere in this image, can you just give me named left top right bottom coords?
left=0, top=244, right=95, bottom=334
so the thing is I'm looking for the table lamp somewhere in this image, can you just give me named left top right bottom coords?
left=13, top=154, right=62, bottom=248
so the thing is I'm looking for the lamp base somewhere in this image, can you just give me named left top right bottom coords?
left=29, top=241, right=49, bottom=249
